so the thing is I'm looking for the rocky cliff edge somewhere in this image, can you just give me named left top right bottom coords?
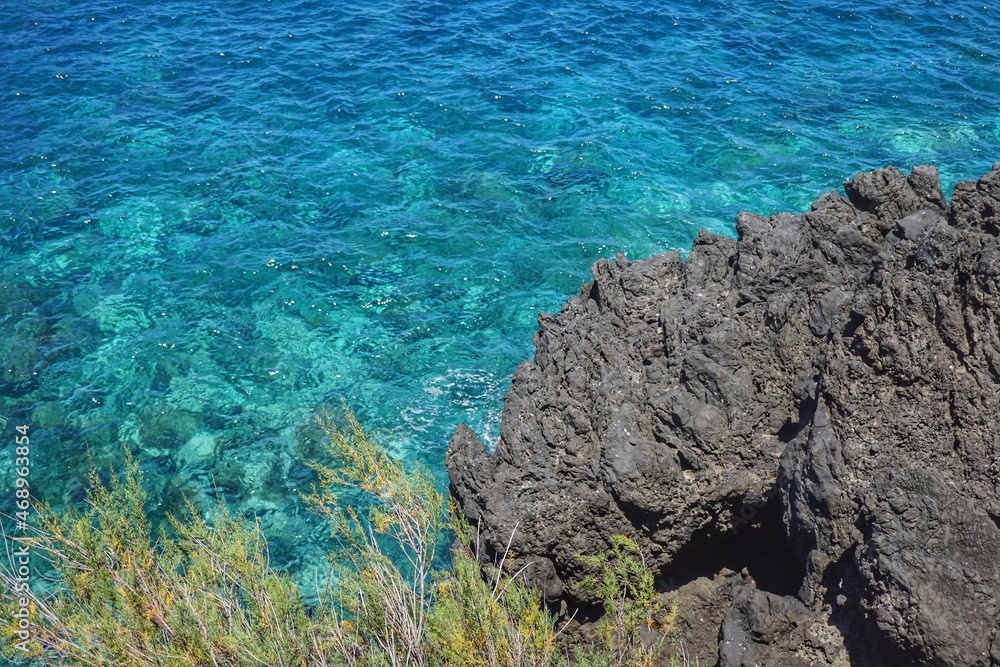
left=447, top=164, right=1000, bottom=666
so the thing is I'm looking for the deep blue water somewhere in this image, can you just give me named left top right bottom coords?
left=2, top=0, right=1000, bottom=575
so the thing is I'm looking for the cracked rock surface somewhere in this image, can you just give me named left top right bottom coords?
left=447, top=164, right=1000, bottom=666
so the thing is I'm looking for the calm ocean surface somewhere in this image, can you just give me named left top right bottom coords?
left=2, top=0, right=1000, bottom=575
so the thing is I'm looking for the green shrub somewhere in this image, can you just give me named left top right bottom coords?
left=303, top=410, right=446, bottom=666
left=303, top=410, right=560, bottom=667
left=425, top=513, right=559, bottom=667
left=0, top=451, right=321, bottom=666
left=1, top=410, right=689, bottom=667
left=574, top=535, right=680, bottom=667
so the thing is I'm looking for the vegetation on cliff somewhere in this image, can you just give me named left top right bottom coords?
left=0, top=410, right=686, bottom=666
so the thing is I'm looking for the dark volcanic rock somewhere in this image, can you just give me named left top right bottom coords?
left=447, top=164, right=1000, bottom=666
left=854, top=469, right=1000, bottom=665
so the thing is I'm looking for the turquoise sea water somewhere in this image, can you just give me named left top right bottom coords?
left=2, top=0, right=1000, bottom=576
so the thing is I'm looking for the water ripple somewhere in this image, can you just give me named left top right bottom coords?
left=1, top=0, right=999, bottom=576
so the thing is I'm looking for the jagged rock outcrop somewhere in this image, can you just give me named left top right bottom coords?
left=447, top=164, right=1000, bottom=666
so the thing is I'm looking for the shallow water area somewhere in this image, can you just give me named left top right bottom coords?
left=2, top=0, right=1000, bottom=582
